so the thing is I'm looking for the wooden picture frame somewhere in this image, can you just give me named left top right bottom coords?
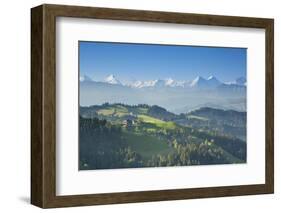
left=31, top=4, right=274, bottom=208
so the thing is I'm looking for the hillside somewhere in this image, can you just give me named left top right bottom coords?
left=80, top=103, right=246, bottom=140
left=184, top=107, right=246, bottom=140
left=79, top=104, right=246, bottom=170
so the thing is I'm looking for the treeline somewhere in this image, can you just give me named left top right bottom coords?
left=147, top=140, right=231, bottom=167
left=101, top=102, right=150, bottom=108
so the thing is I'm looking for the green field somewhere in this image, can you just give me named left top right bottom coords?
left=97, top=108, right=115, bottom=116
left=138, top=114, right=177, bottom=130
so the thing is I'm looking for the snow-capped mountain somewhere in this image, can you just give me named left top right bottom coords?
left=189, top=76, right=222, bottom=88
left=81, top=74, right=246, bottom=90
left=80, top=74, right=92, bottom=82
left=154, top=79, right=167, bottom=87
left=80, top=74, right=247, bottom=112
left=225, top=76, right=247, bottom=86
left=136, top=80, right=158, bottom=88
left=165, top=78, right=175, bottom=86
left=104, top=74, right=122, bottom=85
left=129, top=79, right=164, bottom=88
left=130, top=78, right=186, bottom=88
left=131, top=80, right=143, bottom=88
left=189, top=76, right=208, bottom=88
left=206, top=76, right=222, bottom=87
left=165, top=78, right=186, bottom=87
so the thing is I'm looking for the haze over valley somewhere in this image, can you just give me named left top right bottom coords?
left=80, top=74, right=246, bottom=113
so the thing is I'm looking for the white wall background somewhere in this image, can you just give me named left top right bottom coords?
left=0, top=0, right=279, bottom=212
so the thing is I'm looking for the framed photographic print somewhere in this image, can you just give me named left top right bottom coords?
left=31, top=4, right=274, bottom=208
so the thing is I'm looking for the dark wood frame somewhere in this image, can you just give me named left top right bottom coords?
left=31, top=4, right=274, bottom=208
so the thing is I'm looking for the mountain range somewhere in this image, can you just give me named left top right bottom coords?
left=81, top=74, right=247, bottom=89
left=80, top=74, right=246, bottom=113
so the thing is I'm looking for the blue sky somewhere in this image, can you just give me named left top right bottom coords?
left=79, top=41, right=246, bottom=83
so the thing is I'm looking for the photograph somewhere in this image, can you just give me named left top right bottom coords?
left=78, top=41, right=247, bottom=170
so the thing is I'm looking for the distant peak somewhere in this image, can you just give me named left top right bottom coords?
left=189, top=76, right=204, bottom=87
left=190, top=76, right=206, bottom=85
left=104, top=74, right=121, bottom=85
left=207, top=75, right=216, bottom=80
left=80, top=74, right=92, bottom=82
left=165, top=78, right=174, bottom=85
left=106, top=74, right=115, bottom=79
left=195, top=76, right=204, bottom=80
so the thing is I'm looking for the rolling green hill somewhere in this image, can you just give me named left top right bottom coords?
left=79, top=103, right=246, bottom=170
